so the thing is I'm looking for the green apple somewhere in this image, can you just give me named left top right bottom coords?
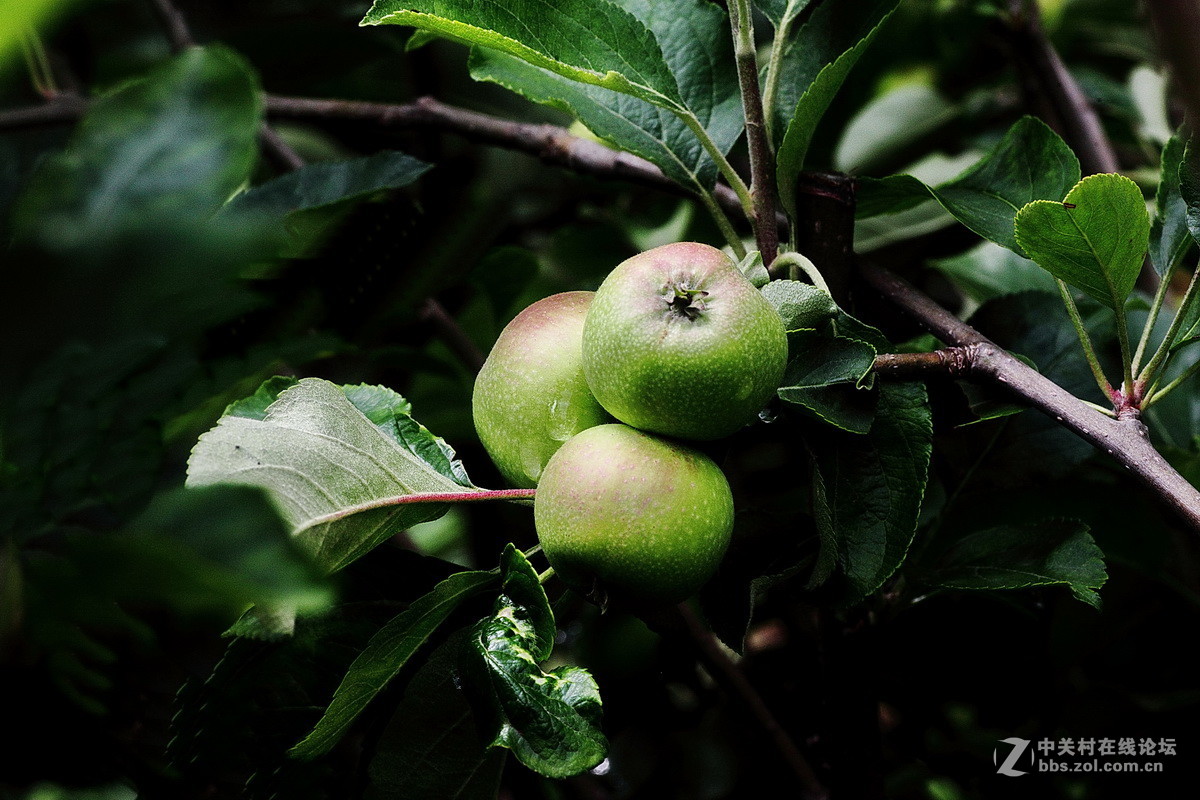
left=534, top=423, right=734, bottom=606
left=582, top=242, right=788, bottom=440
left=473, top=291, right=609, bottom=488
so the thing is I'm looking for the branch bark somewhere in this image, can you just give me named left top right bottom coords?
left=146, top=0, right=306, bottom=171
left=265, top=95, right=764, bottom=230
left=730, top=0, right=780, bottom=265
left=1003, top=0, right=1118, bottom=176
left=862, top=263, right=1200, bottom=533
left=674, top=603, right=828, bottom=800
left=1146, top=0, right=1200, bottom=128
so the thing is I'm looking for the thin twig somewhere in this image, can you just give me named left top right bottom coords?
left=1146, top=0, right=1200, bottom=128
left=265, top=95, right=779, bottom=235
left=147, top=0, right=307, bottom=171
left=418, top=298, right=487, bottom=374
left=0, top=94, right=86, bottom=128
left=1003, top=0, right=1118, bottom=175
left=257, top=122, right=306, bottom=172
left=148, top=0, right=195, bottom=50
left=861, top=263, right=1200, bottom=533
left=730, top=0, right=780, bottom=265
left=0, top=91, right=786, bottom=237
left=675, top=603, right=828, bottom=800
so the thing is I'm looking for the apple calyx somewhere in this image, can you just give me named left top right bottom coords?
left=662, top=279, right=709, bottom=321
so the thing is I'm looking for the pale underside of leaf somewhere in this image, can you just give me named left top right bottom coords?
left=187, top=378, right=476, bottom=573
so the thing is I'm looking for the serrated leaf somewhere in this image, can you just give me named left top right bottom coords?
left=187, top=377, right=478, bottom=574
left=857, top=117, right=1081, bottom=256
left=775, top=1, right=897, bottom=219
left=227, top=151, right=431, bottom=219
left=921, top=519, right=1107, bottom=608
left=362, top=0, right=683, bottom=110
left=810, top=381, right=932, bottom=604
left=761, top=279, right=838, bottom=331
left=779, top=331, right=876, bottom=390
left=780, top=383, right=878, bottom=434
left=1015, top=173, right=1150, bottom=311
left=366, top=629, right=507, bottom=800
left=468, top=0, right=740, bottom=192
left=229, top=378, right=474, bottom=490
left=291, top=569, right=498, bottom=759
left=472, top=545, right=605, bottom=778
left=1149, top=133, right=1192, bottom=276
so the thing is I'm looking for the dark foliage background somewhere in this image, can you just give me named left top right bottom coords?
left=2, top=1, right=1199, bottom=798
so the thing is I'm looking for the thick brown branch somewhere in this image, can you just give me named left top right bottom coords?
left=873, top=348, right=975, bottom=379
left=862, top=263, right=1200, bottom=533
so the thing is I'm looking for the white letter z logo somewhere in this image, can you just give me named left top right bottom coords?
left=995, top=737, right=1031, bottom=776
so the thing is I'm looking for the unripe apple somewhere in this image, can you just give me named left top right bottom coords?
left=582, top=242, right=788, bottom=440
left=473, top=292, right=609, bottom=488
left=534, top=423, right=734, bottom=606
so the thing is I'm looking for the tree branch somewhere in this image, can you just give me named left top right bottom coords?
left=265, top=95, right=764, bottom=230
left=674, top=603, right=828, bottom=800
left=1146, top=0, right=1200, bottom=128
left=148, top=0, right=195, bottom=50
left=1002, top=0, right=1118, bottom=175
left=418, top=298, right=486, bottom=374
left=730, top=0, right=780, bottom=265
left=862, top=263, right=1200, bottom=533
left=146, top=0, right=306, bottom=171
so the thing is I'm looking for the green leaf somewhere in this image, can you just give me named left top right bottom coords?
left=1149, top=133, right=1192, bottom=276
left=756, top=0, right=813, bottom=29
left=291, top=569, right=498, bottom=759
left=468, top=0, right=740, bottom=191
left=472, top=545, right=605, bottom=778
left=928, top=241, right=1057, bottom=302
left=0, top=0, right=69, bottom=68
left=761, top=279, right=838, bottom=331
left=366, top=629, right=507, bottom=800
left=775, top=1, right=897, bottom=219
left=15, top=47, right=262, bottom=247
left=779, top=331, right=876, bottom=390
left=781, top=383, right=878, bottom=434
left=227, top=378, right=474, bottom=489
left=1180, top=135, right=1200, bottom=246
left=1015, top=173, right=1150, bottom=311
left=834, top=84, right=955, bottom=175
left=921, top=519, right=1107, bottom=608
left=858, top=117, right=1081, bottom=255
left=810, top=381, right=932, bottom=603
left=187, top=377, right=478, bottom=574
left=227, top=151, right=431, bottom=219
left=362, top=0, right=683, bottom=110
